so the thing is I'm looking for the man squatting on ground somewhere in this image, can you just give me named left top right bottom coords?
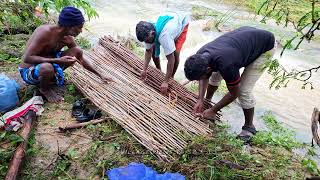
left=19, top=6, right=113, bottom=103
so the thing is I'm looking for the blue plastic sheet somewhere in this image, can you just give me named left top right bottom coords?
left=107, top=162, right=185, bottom=180
left=0, top=74, right=20, bottom=113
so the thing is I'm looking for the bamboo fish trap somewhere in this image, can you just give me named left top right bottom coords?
left=70, top=36, right=220, bottom=160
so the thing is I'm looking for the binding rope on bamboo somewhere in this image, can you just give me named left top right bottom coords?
left=70, top=36, right=221, bottom=160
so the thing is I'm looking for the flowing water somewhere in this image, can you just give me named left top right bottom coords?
left=82, top=0, right=320, bottom=144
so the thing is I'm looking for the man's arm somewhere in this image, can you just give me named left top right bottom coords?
left=160, top=52, right=175, bottom=94
left=164, top=52, right=175, bottom=82
left=81, top=58, right=99, bottom=74
left=199, top=79, right=209, bottom=102
left=211, top=62, right=241, bottom=112
left=23, top=40, right=58, bottom=65
left=62, top=35, right=77, bottom=49
left=79, top=55, right=113, bottom=83
left=210, top=84, right=240, bottom=112
left=193, top=78, right=208, bottom=113
left=141, top=48, right=153, bottom=80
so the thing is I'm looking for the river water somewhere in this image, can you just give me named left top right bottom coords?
left=82, top=0, right=320, bottom=144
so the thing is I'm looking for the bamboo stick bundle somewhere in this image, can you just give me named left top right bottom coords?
left=98, top=36, right=215, bottom=113
left=70, top=36, right=220, bottom=160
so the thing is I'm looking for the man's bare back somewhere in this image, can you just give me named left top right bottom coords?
left=20, top=25, right=76, bottom=68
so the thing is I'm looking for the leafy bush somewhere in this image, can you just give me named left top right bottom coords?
left=0, top=0, right=98, bottom=35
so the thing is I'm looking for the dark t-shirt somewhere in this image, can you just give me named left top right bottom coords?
left=197, top=26, right=275, bottom=86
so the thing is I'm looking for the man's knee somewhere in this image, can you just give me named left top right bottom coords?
left=174, top=51, right=180, bottom=58
left=175, top=55, right=180, bottom=63
left=209, top=73, right=222, bottom=86
left=39, top=63, right=54, bottom=77
left=66, top=47, right=83, bottom=58
left=238, top=90, right=256, bottom=109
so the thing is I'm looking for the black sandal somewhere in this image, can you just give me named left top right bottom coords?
left=76, top=108, right=102, bottom=123
left=237, top=126, right=258, bottom=144
left=71, top=100, right=86, bottom=117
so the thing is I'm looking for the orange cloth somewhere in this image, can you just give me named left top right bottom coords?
left=175, top=24, right=189, bottom=52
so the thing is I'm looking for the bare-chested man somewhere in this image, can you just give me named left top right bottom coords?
left=19, top=6, right=112, bottom=103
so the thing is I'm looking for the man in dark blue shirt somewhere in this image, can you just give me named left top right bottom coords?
left=184, top=26, right=276, bottom=142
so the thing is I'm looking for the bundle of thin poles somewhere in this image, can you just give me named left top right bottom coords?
left=98, top=36, right=214, bottom=111
left=70, top=36, right=220, bottom=160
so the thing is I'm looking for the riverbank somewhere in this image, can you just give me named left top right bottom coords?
left=0, top=32, right=318, bottom=180
left=1, top=0, right=320, bottom=179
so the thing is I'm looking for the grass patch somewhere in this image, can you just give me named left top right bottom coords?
left=24, top=119, right=312, bottom=179
left=186, top=81, right=199, bottom=93
left=186, top=80, right=228, bottom=95
left=76, top=36, right=92, bottom=50
left=252, top=112, right=303, bottom=151
left=191, top=5, right=221, bottom=20
left=217, top=81, right=228, bottom=94
left=118, top=35, right=145, bottom=59
left=0, top=128, right=43, bottom=179
left=203, top=9, right=235, bottom=32
left=218, top=0, right=319, bottom=22
left=2, top=104, right=315, bottom=179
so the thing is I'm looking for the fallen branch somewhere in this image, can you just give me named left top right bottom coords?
left=58, top=118, right=110, bottom=132
left=5, top=110, right=36, bottom=180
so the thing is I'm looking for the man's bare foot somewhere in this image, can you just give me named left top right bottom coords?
left=39, top=89, right=64, bottom=103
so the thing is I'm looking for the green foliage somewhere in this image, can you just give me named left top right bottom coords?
left=39, top=0, right=98, bottom=20
left=0, top=1, right=41, bottom=35
left=262, top=57, right=315, bottom=89
left=75, top=36, right=92, bottom=49
left=0, top=131, right=24, bottom=178
left=219, top=0, right=320, bottom=88
left=191, top=5, right=220, bottom=20
left=301, top=158, right=320, bottom=175
left=52, top=155, right=72, bottom=177
left=257, top=0, right=320, bottom=53
left=203, top=9, right=235, bottom=32
left=186, top=81, right=199, bottom=93
left=119, top=36, right=145, bottom=59
left=0, top=34, right=30, bottom=64
left=252, top=112, right=302, bottom=150
left=0, top=0, right=98, bottom=35
left=180, top=123, right=306, bottom=179
left=67, top=84, right=76, bottom=94
left=64, top=83, right=83, bottom=103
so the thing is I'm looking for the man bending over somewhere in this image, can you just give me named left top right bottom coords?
left=136, top=12, right=189, bottom=94
left=184, top=26, right=276, bottom=142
